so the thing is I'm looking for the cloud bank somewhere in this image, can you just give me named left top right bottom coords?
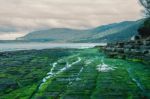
left=0, top=0, right=143, bottom=39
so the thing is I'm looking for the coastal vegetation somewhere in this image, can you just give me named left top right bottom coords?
left=138, top=0, right=150, bottom=38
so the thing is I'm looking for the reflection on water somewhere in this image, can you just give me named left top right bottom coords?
left=0, top=42, right=106, bottom=52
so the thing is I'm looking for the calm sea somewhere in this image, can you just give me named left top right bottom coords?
left=0, top=42, right=106, bottom=52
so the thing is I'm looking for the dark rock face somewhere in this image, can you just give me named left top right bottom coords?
left=138, top=18, right=150, bottom=38
left=138, top=27, right=150, bottom=38
left=103, top=37, right=150, bottom=64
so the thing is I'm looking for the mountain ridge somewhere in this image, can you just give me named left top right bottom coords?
left=17, top=20, right=144, bottom=43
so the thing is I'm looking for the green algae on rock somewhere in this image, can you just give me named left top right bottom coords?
left=0, top=48, right=149, bottom=99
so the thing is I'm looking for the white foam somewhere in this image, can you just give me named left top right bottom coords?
left=40, top=57, right=82, bottom=89
left=56, top=57, right=81, bottom=75
left=97, top=58, right=116, bottom=72
left=85, top=60, right=93, bottom=65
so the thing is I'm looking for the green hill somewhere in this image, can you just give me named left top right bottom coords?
left=17, top=20, right=144, bottom=43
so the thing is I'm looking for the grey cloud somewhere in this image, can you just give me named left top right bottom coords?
left=0, top=0, right=144, bottom=39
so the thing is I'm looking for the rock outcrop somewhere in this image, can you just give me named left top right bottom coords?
left=103, top=18, right=150, bottom=64
left=103, top=37, right=150, bottom=64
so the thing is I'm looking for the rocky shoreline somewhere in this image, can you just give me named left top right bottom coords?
left=102, top=37, right=150, bottom=64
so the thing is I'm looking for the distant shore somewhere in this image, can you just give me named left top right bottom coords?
left=0, top=42, right=106, bottom=52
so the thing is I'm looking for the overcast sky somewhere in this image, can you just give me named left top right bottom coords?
left=0, top=0, right=144, bottom=40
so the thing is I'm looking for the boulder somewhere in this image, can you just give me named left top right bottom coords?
left=140, top=45, right=150, bottom=49
left=124, top=49, right=131, bottom=54
left=106, top=52, right=118, bottom=58
left=135, top=40, right=143, bottom=45
left=124, top=44, right=134, bottom=49
left=107, top=42, right=117, bottom=47
left=131, top=35, right=141, bottom=41
left=143, top=40, right=150, bottom=46
left=142, top=50, right=149, bottom=54
left=116, top=48, right=124, bottom=53
left=130, top=49, right=142, bottom=55
left=105, top=47, right=114, bottom=52
left=116, top=42, right=124, bottom=48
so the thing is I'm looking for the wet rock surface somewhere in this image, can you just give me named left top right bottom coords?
left=0, top=48, right=149, bottom=99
